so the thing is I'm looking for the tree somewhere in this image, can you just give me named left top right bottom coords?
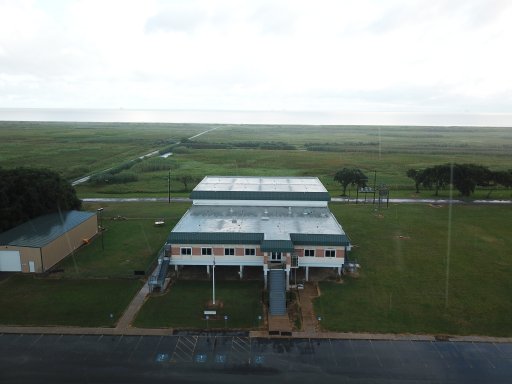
left=177, top=175, right=195, bottom=191
left=452, top=164, right=493, bottom=197
left=493, top=170, right=512, bottom=189
left=421, top=164, right=451, bottom=196
left=406, top=169, right=424, bottom=193
left=334, top=168, right=368, bottom=196
left=0, top=167, right=82, bottom=232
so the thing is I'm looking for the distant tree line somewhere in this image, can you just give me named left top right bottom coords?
left=406, top=164, right=512, bottom=197
left=305, top=142, right=379, bottom=152
left=179, top=140, right=296, bottom=151
left=0, top=168, right=82, bottom=232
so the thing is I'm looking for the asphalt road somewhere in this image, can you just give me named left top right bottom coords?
left=81, top=196, right=512, bottom=204
left=1, top=333, right=511, bottom=383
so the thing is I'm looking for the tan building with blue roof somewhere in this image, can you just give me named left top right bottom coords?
left=0, top=211, right=97, bottom=273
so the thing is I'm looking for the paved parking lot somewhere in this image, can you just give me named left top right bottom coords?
left=1, top=333, right=511, bottom=383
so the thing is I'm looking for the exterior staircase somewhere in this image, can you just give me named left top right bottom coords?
left=269, top=269, right=286, bottom=316
left=149, top=246, right=170, bottom=292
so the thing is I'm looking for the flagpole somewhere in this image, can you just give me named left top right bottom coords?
left=212, top=255, right=216, bottom=305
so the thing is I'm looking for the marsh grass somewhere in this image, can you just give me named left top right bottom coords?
left=2, top=122, right=510, bottom=198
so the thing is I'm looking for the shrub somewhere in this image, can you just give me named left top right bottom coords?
left=132, top=158, right=177, bottom=173
left=89, top=172, right=138, bottom=185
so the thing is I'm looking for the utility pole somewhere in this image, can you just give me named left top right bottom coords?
left=97, top=208, right=104, bottom=250
left=168, top=169, right=171, bottom=204
left=373, top=170, right=377, bottom=204
left=212, top=256, right=216, bottom=305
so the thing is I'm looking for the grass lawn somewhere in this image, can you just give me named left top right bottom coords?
left=55, top=202, right=190, bottom=278
left=0, top=275, right=142, bottom=327
left=134, top=280, right=264, bottom=329
left=315, top=203, right=512, bottom=336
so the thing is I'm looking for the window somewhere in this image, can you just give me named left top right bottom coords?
left=224, top=248, right=235, bottom=256
left=304, top=249, right=315, bottom=257
left=245, top=248, right=256, bottom=256
left=271, top=251, right=282, bottom=261
left=180, top=247, right=192, bottom=256
left=201, top=247, right=212, bottom=256
left=325, top=249, right=336, bottom=257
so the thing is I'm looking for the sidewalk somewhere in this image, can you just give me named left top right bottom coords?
left=298, top=282, right=319, bottom=333
left=115, top=279, right=150, bottom=330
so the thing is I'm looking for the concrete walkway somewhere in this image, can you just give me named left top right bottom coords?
left=268, top=315, right=292, bottom=334
left=115, top=279, right=151, bottom=330
left=297, top=282, right=319, bottom=333
left=1, top=324, right=511, bottom=343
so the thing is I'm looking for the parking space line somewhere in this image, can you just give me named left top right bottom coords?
left=472, top=342, right=495, bottom=369
left=452, top=342, right=473, bottom=369
left=410, top=340, right=428, bottom=368
left=388, top=340, right=405, bottom=367
left=431, top=341, right=450, bottom=368
left=127, top=336, right=143, bottom=361
left=369, top=340, right=383, bottom=367
left=29, top=334, right=43, bottom=349
left=348, top=339, right=360, bottom=367
left=171, top=336, right=198, bottom=363
left=231, top=336, right=250, bottom=364
left=328, top=339, right=339, bottom=366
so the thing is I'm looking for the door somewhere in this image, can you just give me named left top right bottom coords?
left=29, top=261, right=35, bottom=273
left=0, top=250, right=22, bottom=271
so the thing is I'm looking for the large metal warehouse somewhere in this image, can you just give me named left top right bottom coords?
left=0, top=211, right=97, bottom=273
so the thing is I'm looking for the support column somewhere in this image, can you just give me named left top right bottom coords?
left=286, top=268, right=290, bottom=290
left=305, top=266, right=309, bottom=282
left=239, top=265, right=244, bottom=279
left=337, top=266, right=342, bottom=276
left=206, top=265, right=210, bottom=277
left=263, top=266, right=268, bottom=289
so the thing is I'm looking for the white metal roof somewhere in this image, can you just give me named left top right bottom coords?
left=193, top=176, right=328, bottom=193
left=172, top=205, right=346, bottom=241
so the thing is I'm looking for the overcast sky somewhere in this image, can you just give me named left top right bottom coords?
left=1, top=0, right=512, bottom=119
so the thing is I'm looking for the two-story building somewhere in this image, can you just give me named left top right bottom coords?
left=164, top=176, right=351, bottom=290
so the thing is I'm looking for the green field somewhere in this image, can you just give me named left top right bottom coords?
left=315, top=203, right=512, bottom=336
left=1, top=122, right=510, bottom=198
left=56, top=202, right=190, bottom=278
left=134, top=280, right=263, bottom=329
left=0, top=202, right=190, bottom=327
left=0, top=201, right=510, bottom=335
left=0, top=275, right=142, bottom=327
left=0, top=122, right=511, bottom=334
